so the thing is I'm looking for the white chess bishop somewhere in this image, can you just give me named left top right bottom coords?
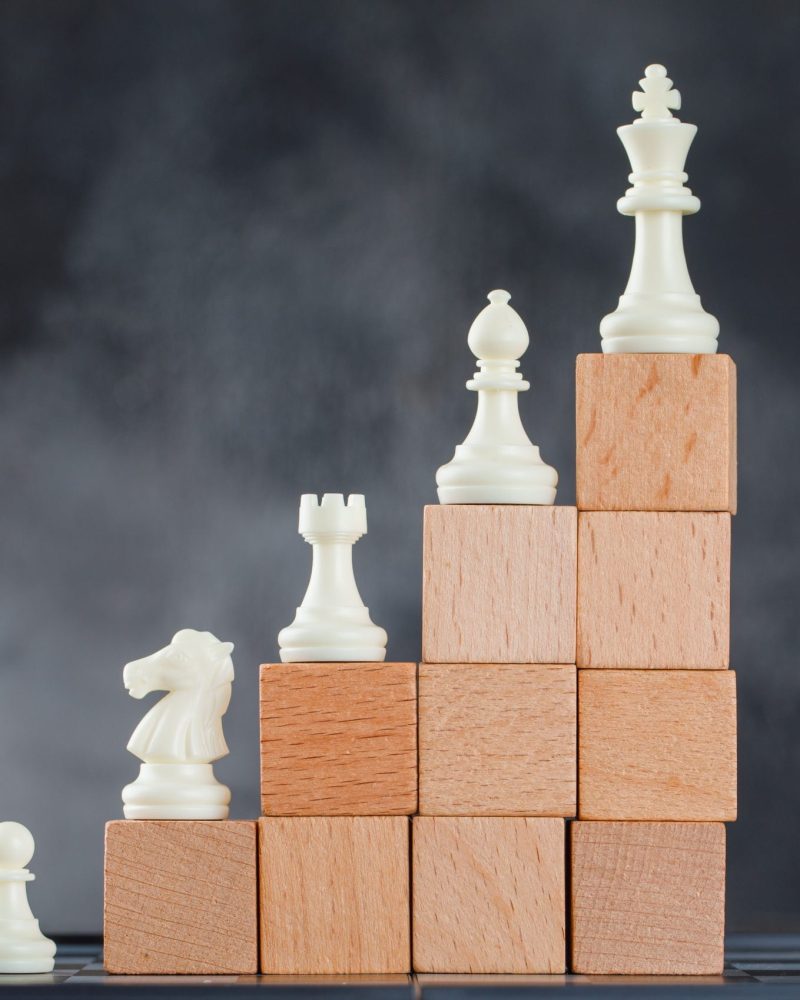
left=121, top=629, right=234, bottom=820
left=436, top=290, right=558, bottom=504
left=0, top=822, right=56, bottom=974
left=278, top=494, right=388, bottom=662
left=600, top=64, right=719, bottom=354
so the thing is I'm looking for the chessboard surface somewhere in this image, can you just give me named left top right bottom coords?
left=2, top=935, right=800, bottom=996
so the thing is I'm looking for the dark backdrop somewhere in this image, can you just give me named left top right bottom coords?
left=0, top=0, right=797, bottom=934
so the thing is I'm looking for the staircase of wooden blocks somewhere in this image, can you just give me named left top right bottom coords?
left=103, top=350, right=737, bottom=977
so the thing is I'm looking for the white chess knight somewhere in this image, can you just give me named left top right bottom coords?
left=0, top=822, right=56, bottom=974
left=121, top=629, right=234, bottom=820
left=600, top=64, right=719, bottom=354
left=436, top=290, right=557, bottom=504
left=278, top=494, right=388, bottom=662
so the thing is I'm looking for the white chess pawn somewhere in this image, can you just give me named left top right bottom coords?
left=121, top=629, right=234, bottom=820
left=278, top=494, right=388, bottom=662
left=436, top=290, right=557, bottom=504
left=600, top=64, right=719, bottom=353
left=0, top=822, right=56, bottom=974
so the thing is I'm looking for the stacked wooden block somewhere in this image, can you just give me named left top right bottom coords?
left=572, top=353, right=737, bottom=975
left=258, top=660, right=417, bottom=973
left=104, top=819, right=259, bottom=974
left=417, top=504, right=577, bottom=973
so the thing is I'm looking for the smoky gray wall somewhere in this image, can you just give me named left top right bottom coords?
left=0, top=0, right=797, bottom=934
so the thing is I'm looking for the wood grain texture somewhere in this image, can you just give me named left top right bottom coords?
left=422, top=505, right=576, bottom=664
left=578, top=669, right=737, bottom=820
left=577, top=511, right=730, bottom=669
left=412, top=817, right=565, bottom=973
left=576, top=353, right=737, bottom=513
left=104, top=820, right=257, bottom=975
left=260, top=662, right=417, bottom=816
left=418, top=663, right=576, bottom=816
left=571, top=821, right=726, bottom=975
left=259, top=817, right=410, bottom=974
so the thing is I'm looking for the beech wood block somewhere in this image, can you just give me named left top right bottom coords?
left=571, top=821, right=726, bottom=975
left=576, top=353, right=737, bottom=513
left=412, top=817, right=565, bottom=973
left=578, top=669, right=737, bottom=820
left=104, top=820, right=257, bottom=975
left=418, top=663, right=576, bottom=816
left=259, top=661, right=417, bottom=815
left=422, top=505, right=576, bottom=664
left=577, top=511, right=730, bottom=669
left=259, top=816, right=409, bottom=974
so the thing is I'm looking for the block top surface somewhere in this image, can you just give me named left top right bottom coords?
left=576, top=353, right=736, bottom=513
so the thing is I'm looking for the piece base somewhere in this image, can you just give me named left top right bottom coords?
left=122, top=763, right=231, bottom=821
left=279, top=647, right=387, bottom=663
left=602, top=335, right=719, bottom=354
left=437, top=485, right=557, bottom=505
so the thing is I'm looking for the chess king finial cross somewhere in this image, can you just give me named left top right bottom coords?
left=632, top=64, right=681, bottom=120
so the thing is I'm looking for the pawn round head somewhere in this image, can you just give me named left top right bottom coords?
left=467, top=290, right=529, bottom=362
left=0, top=821, right=35, bottom=870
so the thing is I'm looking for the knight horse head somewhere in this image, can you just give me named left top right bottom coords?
left=123, top=629, right=234, bottom=699
left=124, top=629, right=235, bottom=765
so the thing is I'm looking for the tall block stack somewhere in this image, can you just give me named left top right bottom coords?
left=571, top=355, right=737, bottom=975
left=259, top=493, right=414, bottom=974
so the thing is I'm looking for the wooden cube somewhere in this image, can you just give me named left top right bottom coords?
left=571, top=821, right=726, bottom=975
left=104, top=820, right=257, bottom=975
left=422, top=505, right=576, bottom=664
left=259, top=816, right=409, bottom=974
left=576, top=353, right=737, bottom=513
left=577, top=511, right=730, bottom=669
left=578, top=669, right=737, bottom=821
left=260, top=661, right=417, bottom=816
left=412, top=817, right=565, bottom=973
left=418, top=663, right=576, bottom=816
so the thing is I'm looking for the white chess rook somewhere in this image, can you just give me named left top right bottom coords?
left=0, top=823, right=56, bottom=974
left=600, top=64, right=719, bottom=354
left=436, top=289, right=558, bottom=504
left=278, top=493, right=388, bottom=662
left=121, top=629, right=234, bottom=820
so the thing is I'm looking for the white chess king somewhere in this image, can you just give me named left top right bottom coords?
left=600, top=64, right=719, bottom=354
left=121, top=629, right=234, bottom=820
left=436, top=289, right=558, bottom=504
left=0, top=822, right=56, bottom=974
left=278, top=493, right=388, bottom=662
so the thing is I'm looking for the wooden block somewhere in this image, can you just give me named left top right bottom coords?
left=259, top=816, right=409, bottom=974
left=576, top=353, right=737, bottom=513
left=571, top=821, right=726, bottom=975
left=259, top=661, right=417, bottom=816
left=418, top=663, right=576, bottom=816
left=422, top=505, right=576, bottom=664
left=578, top=669, right=737, bottom=820
left=104, top=820, right=257, bottom=975
left=577, top=511, right=730, bottom=669
left=412, top=817, right=565, bottom=973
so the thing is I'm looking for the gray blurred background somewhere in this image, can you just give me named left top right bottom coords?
left=0, top=0, right=796, bottom=933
